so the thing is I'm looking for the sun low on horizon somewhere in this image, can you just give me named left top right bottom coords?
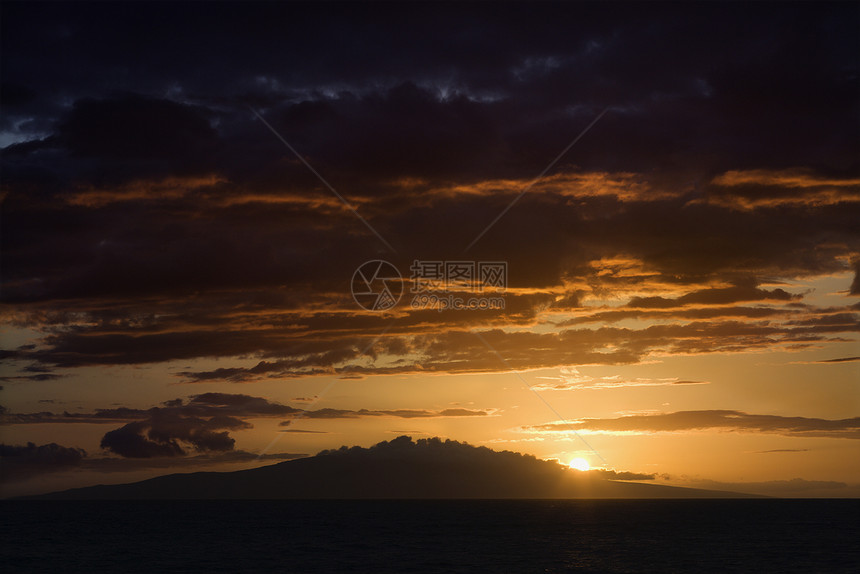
left=1, top=1, right=859, bottom=502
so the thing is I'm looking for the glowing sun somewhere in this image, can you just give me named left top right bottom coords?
left=569, top=458, right=590, bottom=471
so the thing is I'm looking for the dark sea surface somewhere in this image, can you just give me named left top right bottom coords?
left=2, top=499, right=858, bottom=573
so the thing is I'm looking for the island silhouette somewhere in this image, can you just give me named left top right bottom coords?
left=27, top=436, right=757, bottom=499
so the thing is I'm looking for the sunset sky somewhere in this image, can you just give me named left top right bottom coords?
left=1, top=2, right=858, bottom=498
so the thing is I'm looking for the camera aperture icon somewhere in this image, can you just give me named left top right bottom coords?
left=351, top=260, right=403, bottom=311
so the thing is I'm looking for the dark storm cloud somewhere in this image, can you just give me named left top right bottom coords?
left=529, top=410, right=860, bottom=439
left=99, top=411, right=253, bottom=458
left=0, top=393, right=301, bottom=425
left=56, top=95, right=220, bottom=168
left=4, top=2, right=856, bottom=170
left=1, top=2, right=858, bottom=379
left=2, top=392, right=495, bottom=460
left=100, top=422, right=185, bottom=458
left=0, top=442, right=86, bottom=481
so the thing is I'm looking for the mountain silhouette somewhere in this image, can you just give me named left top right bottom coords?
left=27, top=436, right=758, bottom=499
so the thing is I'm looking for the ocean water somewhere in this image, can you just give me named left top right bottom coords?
left=2, top=499, right=858, bottom=573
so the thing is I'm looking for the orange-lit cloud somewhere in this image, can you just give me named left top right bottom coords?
left=66, top=175, right=226, bottom=207
left=705, top=169, right=860, bottom=210
left=527, top=410, right=860, bottom=439
left=533, top=366, right=709, bottom=391
left=434, top=172, right=670, bottom=202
